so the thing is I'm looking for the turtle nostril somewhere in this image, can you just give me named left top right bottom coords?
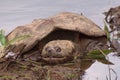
left=48, top=49, right=52, bottom=53
left=45, top=46, right=52, bottom=53
left=45, top=46, right=49, bottom=51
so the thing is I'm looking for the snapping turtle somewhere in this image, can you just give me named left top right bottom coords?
left=6, top=12, right=107, bottom=63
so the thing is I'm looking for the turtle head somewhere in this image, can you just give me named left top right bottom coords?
left=41, top=40, right=75, bottom=64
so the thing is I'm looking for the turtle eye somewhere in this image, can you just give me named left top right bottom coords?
left=54, top=46, right=61, bottom=52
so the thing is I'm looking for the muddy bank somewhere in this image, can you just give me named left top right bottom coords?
left=0, top=58, right=94, bottom=80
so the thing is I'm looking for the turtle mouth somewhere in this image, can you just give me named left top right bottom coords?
left=42, top=57, right=66, bottom=61
left=42, top=56, right=66, bottom=61
left=42, top=57, right=73, bottom=64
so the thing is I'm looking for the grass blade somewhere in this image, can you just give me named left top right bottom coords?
left=104, top=21, right=110, bottom=41
left=0, top=30, right=7, bottom=46
left=8, top=34, right=30, bottom=45
left=86, top=49, right=112, bottom=59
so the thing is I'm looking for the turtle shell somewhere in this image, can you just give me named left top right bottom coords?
left=7, top=12, right=106, bottom=54
left=51, top=12, right=105, bottom=36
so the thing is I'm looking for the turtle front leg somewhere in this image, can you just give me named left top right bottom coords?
left=86, top=40, right=108, bottom=52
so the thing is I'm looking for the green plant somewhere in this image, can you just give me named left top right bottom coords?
left=0, top=29, right=30, bottom=58
left=66, top=73, right=76, bottom=80
left=86, top=49, right=112, bottom=59
left=85, top=47, right=113, bottom=65
left=104, top=21, right=110, bottom=41
left=0, top=30, right=7, bottom=46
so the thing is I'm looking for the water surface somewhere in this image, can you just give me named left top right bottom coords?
left=0, top=0, right=120, bottom=33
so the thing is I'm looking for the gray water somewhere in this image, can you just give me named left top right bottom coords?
left=0, top=0, right=120, bottom=80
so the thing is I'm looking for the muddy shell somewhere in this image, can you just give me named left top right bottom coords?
left=6, top=12, right=107, bottom=63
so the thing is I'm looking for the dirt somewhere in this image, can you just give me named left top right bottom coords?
left=0, top=57, right=94, bottom=80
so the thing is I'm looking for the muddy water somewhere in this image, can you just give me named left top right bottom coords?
left=0, top=0, right=120, bottom=80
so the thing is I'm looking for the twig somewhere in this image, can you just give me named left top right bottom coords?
left=2, top=60, right=11, bottom=72
left=108, top=63, right=111, bottom=80
left=106, top=76, right=109, bottom=80
left=110, top=68, right=118, bottom=80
